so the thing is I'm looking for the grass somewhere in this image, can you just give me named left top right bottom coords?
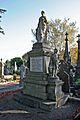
left=74, top=75, right=80, bottom=85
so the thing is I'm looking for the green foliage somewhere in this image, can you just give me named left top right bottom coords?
left=74, top=75, right=80, bottom=85
left=15, top=70, right=20, bottom=75
left=10, top=57, right=23, bottom=68
left=32, top=18, right=78, bottom=51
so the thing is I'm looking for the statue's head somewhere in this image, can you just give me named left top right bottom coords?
left=41, top=10, right=45, bottom=16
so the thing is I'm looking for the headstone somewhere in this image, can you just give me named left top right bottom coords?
left=4, top=64, right=9, bottom=75
left=58, top=60, right=70, bottom=93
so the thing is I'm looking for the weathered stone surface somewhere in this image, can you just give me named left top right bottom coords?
left=23, top=41, right=51, bottom=100
left=23, top=80, right=48, bottom=100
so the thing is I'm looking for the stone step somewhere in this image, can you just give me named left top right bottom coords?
left=14, top=92, right=56, bottom=111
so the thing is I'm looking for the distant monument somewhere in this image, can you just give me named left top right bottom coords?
left=36, top=11, right=49, bottom=43
left=0, top=58, right=4, bottom=78
left=0, top=58, right=2, bottom=77
left=64, top=32, right=71, bottom=63
left=20, top=62, right=26, bottom=80
left=14, top=61, right=17, bottom=72
left=58, top=32, right=74, bottom=93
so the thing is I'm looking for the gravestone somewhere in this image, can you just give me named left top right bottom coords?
left=14, top=61, right=17, bottom=72
left=23, top=11, right=64, bottom=101
left=58, top=60, right=70, bottom=93
left=23, top=43, right=51, bottom=100
left=23, top=11, right=51, bottom=100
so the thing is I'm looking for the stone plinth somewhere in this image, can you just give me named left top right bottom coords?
left=23, top=73, right=48, bottom=100
left=47, top=76, right=64, bottom=101
left=23, top=42, right=51, bottom=100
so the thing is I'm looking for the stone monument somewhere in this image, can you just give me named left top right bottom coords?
left=58, top=32, right=74, bottom=93
left=64, top=32, right=71, bottom=63
left=23, top=11, right=63, bottom=101
left=23, top=11, right=51, bottom=100
left=0, top=58, right=4, bottom=78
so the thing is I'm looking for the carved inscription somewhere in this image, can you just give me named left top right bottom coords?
left=30, top=57, right=43, bottom=72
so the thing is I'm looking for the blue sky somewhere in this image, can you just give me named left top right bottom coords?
left=0, top=0, right=80, bottom=61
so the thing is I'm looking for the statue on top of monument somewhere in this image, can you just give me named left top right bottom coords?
left=36, top=11, right=49, bottom=43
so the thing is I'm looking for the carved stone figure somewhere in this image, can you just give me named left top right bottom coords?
left=49, top=48, right=59, bottom=77
left=36, top=11, right=48, bottom=43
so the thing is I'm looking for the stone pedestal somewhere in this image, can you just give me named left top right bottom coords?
left=23, top=42, right=51, bottom=100
left=47, top=76, right=64, bottom=101
left=23, top=42, right=64, bottom=100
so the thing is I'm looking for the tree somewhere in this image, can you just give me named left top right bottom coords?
left=0, top=8, right=6, bottom=35
left=59, top=47, right=78, bottom=64
left=48, top=18, right=78, bottom=51
left=32, top=18, right=78, bottom=51
left=10, top=57, right=23, bottom=68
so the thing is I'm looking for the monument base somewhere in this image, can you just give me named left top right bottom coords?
left=14, top=92, right=56, bottom=111
left=47, top=76, right=64, bottom=101
left=23, top=42, right=51, bottom=100
left=23, top=73, right=48, bottom=100
left=23, top=42, right=63, bottom=101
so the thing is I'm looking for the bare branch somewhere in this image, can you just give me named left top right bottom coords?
left=0, top=9, right=7, bottom=14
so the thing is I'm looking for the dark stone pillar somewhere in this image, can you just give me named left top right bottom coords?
left=64, top=32, right=71, bottom=63
left=76, top=34, right=80, bottom=75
